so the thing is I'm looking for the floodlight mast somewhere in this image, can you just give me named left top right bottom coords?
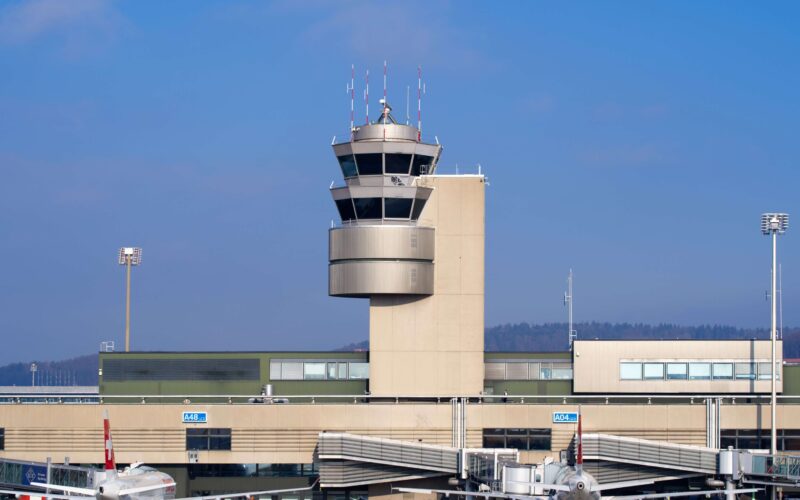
left=118, top=247, right=142, bottom=352
left=564, top=270, right=577, bottom=349
left=760, top=213, right=788, bottom=465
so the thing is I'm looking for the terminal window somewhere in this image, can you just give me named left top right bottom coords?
left=0, top=428, right=3, bottom=450
left=721, top=429, right=800, bottom=451
left=270, top=360, right=368, bottom=381
left=619, top=360, right=779, bottom=381
left=186, top=428, right=232, bottom=451
left=483, top=361, right=573, bottom=381
left=482, top=428, right=551, bottom=451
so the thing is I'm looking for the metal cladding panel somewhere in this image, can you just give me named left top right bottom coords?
left=319, top=460, right=444, bottom=488
left=352, top=124, right=420, bottom=142
left=329, top=261, right=434, bottom=296
left=329, top=226, right=435, bottom=261
left=583, top=461, right=700, bottom=485
left=578, top=434, right=717, bottom=474
left=318, top=433, right=458, bottom=473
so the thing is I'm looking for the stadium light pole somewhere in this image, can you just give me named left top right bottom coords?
left=118, top=247, right=142, bottom=352
left=761, top=213, right=788, bottom=459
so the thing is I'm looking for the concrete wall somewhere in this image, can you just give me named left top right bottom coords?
left=368, top=176, right=485, bottom=396
left=3, top=401, right=800, bottom=465
left=573, top=340, right=783, bottom=393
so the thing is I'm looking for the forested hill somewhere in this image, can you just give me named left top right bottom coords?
left=338, top=322, right=800, bottom=357
left=1, top=324, right=798, bottom=386
left=0, top=354, right=98, bottom=387
left=484, top=322, right=800, bottom=357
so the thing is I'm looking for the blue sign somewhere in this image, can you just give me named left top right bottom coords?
left=182, top=411, right=207, bottom=424
left=553, top=412, right=579, bottom=423
left=21, top=465, right=47, bottom=486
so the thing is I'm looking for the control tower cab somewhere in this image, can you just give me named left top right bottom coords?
left=329, top=89, right=485, bottom=397
left=329, top=102, right=441, bottom=297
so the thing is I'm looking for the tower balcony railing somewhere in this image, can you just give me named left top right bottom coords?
left=334, top=219, right=420, bottom=228
left=331, top=130, right=440, bottom=146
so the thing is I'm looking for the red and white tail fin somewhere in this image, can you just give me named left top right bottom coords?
left=103, top=410, right=116, bottom=472
left=576, top=407, right=583, bottom=473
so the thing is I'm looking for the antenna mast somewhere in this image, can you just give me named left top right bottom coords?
left=364, top=69, right=369, bottom=125
left=348, top=64, right=355, bottom=138
left=406, top=85, right=410, bottom=125
left=564, top=269, right=577, bottom=348
left=417, top=65, right=423, bottom=141
left=383, top=60, right=388, bottom=124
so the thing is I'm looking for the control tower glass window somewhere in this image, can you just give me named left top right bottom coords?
left=385, top=153, right=412, bottom=174
left=337, top=155, right=358, bottom=178
left=411, top=154, right=434, bottom=176
left=353, top=198, right=382, bottom=219
left=355, top=153, right=383, bottom=175
left=335, top=199, right=356, bottom=222
left=384, top=198, right=413, bottom=219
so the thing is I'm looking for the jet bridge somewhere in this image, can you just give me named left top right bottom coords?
left=0, top=458, right=94, bottom=491
left=578, top=433, right=717, bottom=483
left=317, top=433, right=518, bottom=488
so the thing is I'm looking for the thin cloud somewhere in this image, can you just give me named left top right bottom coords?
left=579, top=144, right=666, bottom=168
left=296, top=2, right=488, bottom=69
left=0, top=0, right=124, bottom=57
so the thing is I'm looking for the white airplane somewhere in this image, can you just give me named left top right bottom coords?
left=396, top=412, right=761, bottom=500
left=0, top=411, right=317, bottom=500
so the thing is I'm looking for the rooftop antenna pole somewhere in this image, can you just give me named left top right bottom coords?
left=364, top=69, right=369, bottom=125
left=383, top=60, right=388, bottom=125
left=565, top=269, right=577, bottom=349
left=406, top=85, right=410, bottom=125
left=417, top=66, right=423, bottom=141
left=348, top=64, right=355, bottom=139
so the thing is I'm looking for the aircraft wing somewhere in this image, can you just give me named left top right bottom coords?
left=0, top=487, right=93, bottom=500
left=118, top=481, right=177, bottom=496
left=30, top=482, right=97, bottom=496
left=175, top=479, right=318, bottom=500
left=608, top=487, right=761, bottom=499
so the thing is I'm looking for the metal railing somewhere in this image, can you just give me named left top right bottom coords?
left=3, top=394, right=800, bottom=405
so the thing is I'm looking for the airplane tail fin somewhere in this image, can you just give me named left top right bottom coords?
left=103, top=410, right=116, bottom=472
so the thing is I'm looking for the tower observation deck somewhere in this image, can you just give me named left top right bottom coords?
left=329, top=103, right=442, bottom=297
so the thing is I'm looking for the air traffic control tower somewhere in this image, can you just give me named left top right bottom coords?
left=329, top=97, right=485, bottom=397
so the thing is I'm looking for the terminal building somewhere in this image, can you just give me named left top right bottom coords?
left=0, top=97, right=798, bottom=499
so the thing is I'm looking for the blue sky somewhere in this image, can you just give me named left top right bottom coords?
left=0, top=1, right=797, bottom=364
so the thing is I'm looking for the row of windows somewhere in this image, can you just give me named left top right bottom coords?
left=335, top=197, right=427, bottom=221
left=482, top=428, right=552, bottom=451
left=187, top=463, right=318, bottom=479
left=620, top=361, right=780, bottom=381
left=269, top=361, right=369, bottom=381
left=721, top=429, right=800, bottom=451
left=186, top=428, right=231, bottom=450
left=337, top=153, right=435, bottom=178
left=484, top=362, right=574, bottom=381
